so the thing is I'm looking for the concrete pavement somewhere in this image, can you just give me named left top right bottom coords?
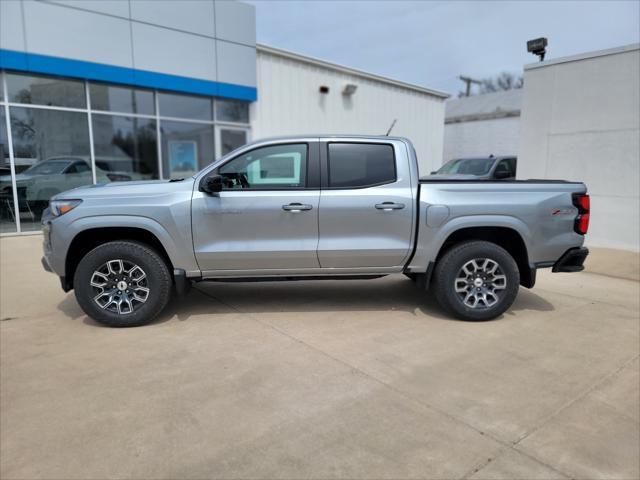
left=1, top=235, right=639, bottom=479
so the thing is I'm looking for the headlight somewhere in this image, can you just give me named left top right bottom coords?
left=49, top=199, right=82, bottom=217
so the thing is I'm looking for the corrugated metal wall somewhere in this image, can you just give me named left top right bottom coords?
left=252, top=48, right=446, bottom=175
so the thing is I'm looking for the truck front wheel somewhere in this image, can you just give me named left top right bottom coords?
left=73, top=241, right=172, bottom=327
left=433, top=240, right=520, bottom=321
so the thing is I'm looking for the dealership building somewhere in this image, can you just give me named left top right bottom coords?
left=0, top=0, right=447, bottom=235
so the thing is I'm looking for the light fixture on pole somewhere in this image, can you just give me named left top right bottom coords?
left=527, top=37, right=548, bottom=62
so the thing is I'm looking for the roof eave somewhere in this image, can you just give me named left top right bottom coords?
left=256, top=43, right=450, bottom=99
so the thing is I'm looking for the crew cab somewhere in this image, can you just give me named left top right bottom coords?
left=41, top=136, right=589, bottom=327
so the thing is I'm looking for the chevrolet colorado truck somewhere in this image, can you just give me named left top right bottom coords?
left=41, top=136, right=590, bottom=327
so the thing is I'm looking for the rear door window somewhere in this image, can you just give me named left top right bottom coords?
left=328, top=143, right=396, bottom=188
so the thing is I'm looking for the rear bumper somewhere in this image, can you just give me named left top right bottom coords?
left=552, top=247, right=589, bottom=273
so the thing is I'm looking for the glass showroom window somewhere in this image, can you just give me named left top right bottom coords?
left=158, top=92, right=213, bottom=121
left=6, top=72, right=86, bottom=109
left=161, top=121, right=214, bottom=179
left=9, top=107, right=92, bottom=231
left=0, top=69, right=251, bottom=235
left=90, top=83, right=155, bottom=115
left=92, top=114, right=159, bottom=181
left=219, top=128, right=248, bottom=157
left=0, top=108, right=17, bottom=234
left=216, top=99, right=249, bottom=123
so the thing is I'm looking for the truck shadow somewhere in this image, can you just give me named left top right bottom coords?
left=57, top=276, right=555, bottom=327
left=168, top=276, right=555, bottom=323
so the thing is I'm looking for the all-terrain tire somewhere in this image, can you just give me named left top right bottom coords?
left=433, top=240, right=519, bottom=321
left=74, top=241, right=171, bottom=327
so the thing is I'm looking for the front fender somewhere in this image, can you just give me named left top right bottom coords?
left=49, top=214, right=200, bottom=277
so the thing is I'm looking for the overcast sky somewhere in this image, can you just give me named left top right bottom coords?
left=246, top=0, right=640, bottom=96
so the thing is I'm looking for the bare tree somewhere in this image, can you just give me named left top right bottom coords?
left=479, top=72, right=523, bottom=94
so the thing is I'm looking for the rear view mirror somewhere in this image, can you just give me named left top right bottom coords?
left=200, top=174, right=224, bottom=194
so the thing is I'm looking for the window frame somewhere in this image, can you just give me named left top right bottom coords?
left=321, top=141, right=398, bottom=190
left=209, top=142, right=320, bottom=191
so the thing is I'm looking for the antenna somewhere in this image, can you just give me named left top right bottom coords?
left=458, top=75, right=482, bottom=97
left=385, top=119, right=397, bottom=136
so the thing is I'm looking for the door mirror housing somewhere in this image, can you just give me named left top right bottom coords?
left=200, top=174, right=224, bottom=194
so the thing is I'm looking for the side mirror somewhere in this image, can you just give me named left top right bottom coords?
left=494, top=169, right=511, bottom=180
left=200, top=174, right=224, bottom=194
left=430, top=171, right=438, bottom=175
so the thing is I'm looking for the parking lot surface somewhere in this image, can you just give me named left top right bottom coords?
left=1, top=235, right=639, bottom=479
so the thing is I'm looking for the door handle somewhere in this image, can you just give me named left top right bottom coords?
left=282, top=203, right=313, bottom=212
left=375, top=202, right=405, bottom=211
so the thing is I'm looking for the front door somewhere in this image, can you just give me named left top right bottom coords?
left=192, top=142, right=321, bottom=273
left=317, top=141, right=415, bottom=268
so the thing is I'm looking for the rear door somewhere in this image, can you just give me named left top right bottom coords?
left=317, top=140, right=415, bottom=268
left=192, top=141, right=321, bottom=272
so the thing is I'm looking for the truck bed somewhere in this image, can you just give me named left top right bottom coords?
left=408, top=179, right=587, bottom=274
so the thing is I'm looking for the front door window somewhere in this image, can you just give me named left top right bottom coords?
left=218, top=144, right=307, bottom=189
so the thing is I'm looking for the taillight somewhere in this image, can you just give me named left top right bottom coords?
left=573, top=193, right=590, bottom=235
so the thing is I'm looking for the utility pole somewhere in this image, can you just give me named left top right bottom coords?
left=458, top=75, right=482, bottom=97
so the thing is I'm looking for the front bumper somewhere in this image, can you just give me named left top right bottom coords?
left=552, top=247, right=589, bottom=273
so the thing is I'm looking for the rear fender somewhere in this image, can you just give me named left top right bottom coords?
left=408, top=214, right=532, bottom=271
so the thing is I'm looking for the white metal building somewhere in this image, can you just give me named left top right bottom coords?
left=253, top=45, right=447, bottom=176
left=518, top=44, right=640, bottom=252
left=443, top=89, right=521, bottom=164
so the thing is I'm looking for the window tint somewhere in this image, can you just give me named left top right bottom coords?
left=6, top=73, right=86, bottom=108
left=8, top=107, right=91, bottom=231
left=216, top=99, right=249, bottom=123
left=218, top=144, right=307, bottom=189
left=494, top=158, right=516, bottom=178
left=328, top=143, right=395, bottom=188
left=220, top=129, right=248, bottom=156
left=160, top=120, right=214, bottom=179
left=92, top=114, right=158, bottom=181
left=437, top=157, right=494, bottom=175
left=158, top=92, right=212, bottom=120
left=70, top=161, right=91, bottom=174
left=0, top=107, right=17, bottom=234
left=90, top=83, right=155, bottom=115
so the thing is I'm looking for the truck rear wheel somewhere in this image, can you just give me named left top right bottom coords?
left=73, top=241, right=171, bottom=327
left=433, top=240, right=519, bottom=321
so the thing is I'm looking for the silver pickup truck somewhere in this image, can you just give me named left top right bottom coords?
left=41, top=135, right=590, bottom=327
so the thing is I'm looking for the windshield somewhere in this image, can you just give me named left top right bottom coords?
left=437, top=158, right=495, bottom=176
left=24, top=160, right=72, bottom=175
